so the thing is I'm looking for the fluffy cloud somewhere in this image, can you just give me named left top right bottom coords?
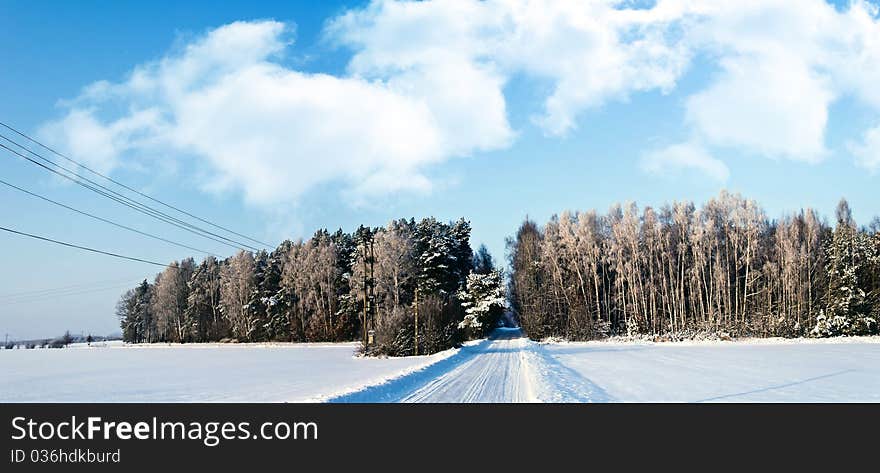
left=671, top=0, right=880, bottom=166
left=684, top=52, right=833, bottom=162
left=640, top=141, right=729, bottom=181
left=850, top=125, right=880, bottom=173
left=40, top=1, right=880, bottom=204
left=40, top=20, right=500, bottom=205
left=331, top=0, right=691, bottom=136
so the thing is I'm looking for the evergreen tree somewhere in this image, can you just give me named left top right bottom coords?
left=472, top=244, right=495, bottom=275
left=117, top=288, right=139, bottom=343
left=450, top=218, right=474, bottom=285
left=264, top=243, right=290, bottom=341
left=816, top=200, right=875, bottom=336
left=247, top=250, right=276, bottom=341
left=118, top=280, right=154, bottom=343
left=457, top=269, right=506, bottom=337
left=185, top=256, right=224, bottom=342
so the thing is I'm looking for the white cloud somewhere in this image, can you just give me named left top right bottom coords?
left=38, top=108, right=167, bottom=174
left=684, top=52, right=833, bottom=162
left=681, top=0, right=880, bottom=165
left=850, top=125, right=880, bottom=173
left=330, top=0, right=880, bottom=176
left=331, top=0, right=692, bottom=137
left=39, top=1, right=880, bottom=202
left=641, top=141, right=729, bottom=181
left=39, top=20, right=505, bottom=205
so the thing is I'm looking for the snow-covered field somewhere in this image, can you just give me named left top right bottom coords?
left=2, top=331, right=879, bottom=402
left=0, top=342, right=452, bottom=402
left=544, top=337, right=880, bottom=402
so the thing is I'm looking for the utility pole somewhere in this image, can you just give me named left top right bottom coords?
left=360, top=228, right=376, bottom=353
left=414, top=286, right=419, bottom=356
left=362, top=236, right=369, bottom=351
left=369, top=236, right=376, bottom=341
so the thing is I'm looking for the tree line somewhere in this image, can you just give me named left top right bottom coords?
left=116, top=218, right=506, bottom=355
left=508, top=192, right=880, bottom=340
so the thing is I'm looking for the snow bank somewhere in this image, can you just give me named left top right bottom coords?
left=544, top=334, right=880, bottom=349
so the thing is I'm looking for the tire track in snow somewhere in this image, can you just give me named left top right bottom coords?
left=328, top=328, right=612, bottom=403
left=400, top=333, right=533, bottom=402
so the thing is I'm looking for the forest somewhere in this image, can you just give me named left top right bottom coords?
left=118, top=191, right=880, bottom=355
left=508, top=191, right=880, bottom=341
left=116, top=217, right=506, bottom=356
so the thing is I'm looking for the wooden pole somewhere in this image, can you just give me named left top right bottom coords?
left=362, top=236, right=368, bottom=351
left=414, top=286, right=419, bottom=356
left=369, top=238, right=375, bottom=341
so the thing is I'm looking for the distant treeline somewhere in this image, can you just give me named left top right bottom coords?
left=508, top=192, right=880, bottom=340
left=116, top=218, right=505, bottom=356
left=3, top=331, right=114, bottom=350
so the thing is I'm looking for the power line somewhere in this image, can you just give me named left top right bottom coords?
left=0, top=120, right=273, bottom=248
left=1, top=280, right=143, bottom=305
left=0, top=225, right=169, bottom=267
left=0, top=177, right=220, bottom=257
left=0, top=134, right=258, bottom=251
left=0, top=138, right=258, bottom=252
left=0, top=225, right=257, bottom=284
left=0, top=276, right=143, bottom=300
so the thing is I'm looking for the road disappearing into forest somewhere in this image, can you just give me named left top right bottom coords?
left=329, top=327, right=613, bottom=403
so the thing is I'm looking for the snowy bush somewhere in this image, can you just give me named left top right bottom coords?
left=369, top=294, right=464, bottom=357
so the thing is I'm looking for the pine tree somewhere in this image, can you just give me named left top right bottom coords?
left=118, top=280, right=154, bottom=343
left=473, top=244, right=495, bottom=275
left=457, top=269, right=506, bottom=337
left=263, top=243, right=291, bottom=341
left=247, top=250, right=276, bottom=341
left=186, top=256, right=224, bottom=342
left=117, top=288, right=139, bottom=343
left=818, top=200, right=874, bottom=336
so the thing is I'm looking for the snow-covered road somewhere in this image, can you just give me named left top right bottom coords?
left=329, top=328, right=611, bottom=403
left=398, top=329, right=533, bottom=402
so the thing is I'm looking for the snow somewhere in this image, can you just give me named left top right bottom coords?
left=66, top=340, right=126, bottom=349
left=3, top=331, right=879, bottom=402
left=331, top=331, right=880, bottom=402
left=329, top=328, right=610, bottom=403
left=0, top=342, right=450, bottom=402
left=543, top=337, right=880, bottom=402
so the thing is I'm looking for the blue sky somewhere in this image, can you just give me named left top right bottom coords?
left=1, top=0, right=879, bottom=339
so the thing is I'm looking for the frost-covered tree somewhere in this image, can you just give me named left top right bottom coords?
left=185, top=256, right=224, bottom=342
left=509, top=191, right=878, bottom=342
left=507, top=218, right=549, bottom=338
left=363, top=221, right=416, bottom=320
left=303, top=230, right=342, bottom=340
left=221, top=251, right=256, bottom=341
left=152, top=259, right=195, bottom=342
left=457, top=269, right=506, bottom=337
